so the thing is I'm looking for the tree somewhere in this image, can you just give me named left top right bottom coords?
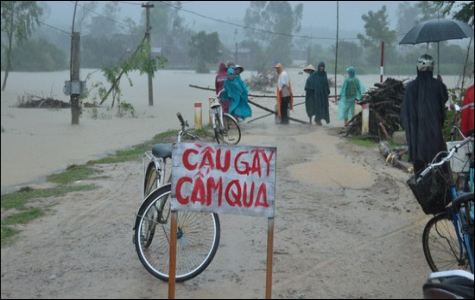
left=1, top=1, right=43, bottom=91
left=396, top=2, right=420, bottom=36
left=431, top=1, right=474, bottom=26
left=331, top=41, right=363, bottom=72
left=9, top=38, right=67, bottom=71
left=89, top=34, right=166, bottom=110
left=356, top=5, right=397, bottom=66
left=188, top=31, right=222, bottom=73
left=86, top=1, right=122, bottom=38
left=416, top=1, right=442, bottom=22
left=243, top=1, right=303, bottom=72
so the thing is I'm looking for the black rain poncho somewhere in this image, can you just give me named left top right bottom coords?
left=400, top=70, right=448, bottom=167
left=314, top=61, right=330, bottom=124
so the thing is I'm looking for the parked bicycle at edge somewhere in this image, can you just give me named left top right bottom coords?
left=409, top=130, right=474, bottom=274
left=133, top=112, right=223, bottom=282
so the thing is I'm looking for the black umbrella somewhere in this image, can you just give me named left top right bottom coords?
left=399, top=18, right=474, bottom=74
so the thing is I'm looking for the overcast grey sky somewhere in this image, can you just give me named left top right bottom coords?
left=44, top=1, right=417, bottom=33
left=179, top=1, right=412, bottom=30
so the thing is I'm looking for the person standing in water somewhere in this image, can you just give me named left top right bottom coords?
left=274, top=62, right=293, bottom=125
left=338, top=66, right=365, bottom=127
left=314, top=61, right=330, bottom=126
left=303, top=64, right=317, bottom=125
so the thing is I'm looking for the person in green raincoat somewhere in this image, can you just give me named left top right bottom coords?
left=338, top=66, right=365, bottom=126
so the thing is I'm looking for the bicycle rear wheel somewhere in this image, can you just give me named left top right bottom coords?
left=143, top=162, right=159, bottom=198
left=215, top=113, right=241, bottom=145
left=134, top=184, right=220, bottom=282
left=422, top=212, right=471, bottom=272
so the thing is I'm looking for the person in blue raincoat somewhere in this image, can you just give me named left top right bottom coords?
left=233, top=65, right=250, bottom=97
left=338, top=66, right=365, bottom=126
left=221, top=67, right=252, bottom=121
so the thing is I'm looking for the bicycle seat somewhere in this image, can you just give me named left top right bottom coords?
left=423, top=270, right=474, bottom=299
left=152, top=143, right=172, bottom=159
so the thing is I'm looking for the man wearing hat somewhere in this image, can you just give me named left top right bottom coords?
left=303, top=64, right=317, bottom=124
left=303, top=64, right=315, bottom=75
left=275, top=63, right=293, bottom=125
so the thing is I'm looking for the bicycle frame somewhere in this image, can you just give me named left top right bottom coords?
left=207, top=89, right=241, bottom=145
left=444, top=162, right=473, bottom=274
left=209, top=89, right=227, bottom=134
left=449, top=191, right=474, bottom=273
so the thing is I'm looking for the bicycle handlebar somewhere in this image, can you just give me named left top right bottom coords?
left=177, top=111, right=190, bottom=127
left=416, top=135, right=474, bottom=184
left=177, top=112, right=184, bottom=124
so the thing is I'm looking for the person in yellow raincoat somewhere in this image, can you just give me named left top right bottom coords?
left=274, top=63, right=293, bottom=125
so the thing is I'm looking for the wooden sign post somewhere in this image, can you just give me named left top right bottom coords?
left=169, top=143, right=277, bottom=299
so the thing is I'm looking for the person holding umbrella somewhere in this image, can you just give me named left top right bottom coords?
left=400, top=54, right=449, bottom=174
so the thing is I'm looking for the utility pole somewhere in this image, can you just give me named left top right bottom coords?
left=142, top=2, right=154, bottom=106
left=334, top=1, right=339, bottom=99
left=70, top=32, right=81, bottom=124
left=67, top=1, right=85, bottom=125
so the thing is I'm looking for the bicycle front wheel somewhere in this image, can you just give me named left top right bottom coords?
left=134, top=184, right=220, bottom=282
left=215, top=113, right=241, bottom=145
left=422, top=212, right=471, bottom=272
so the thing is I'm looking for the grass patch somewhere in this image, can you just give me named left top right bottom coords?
left=2, top=208, right=45, bottom=225
left=1, top=226, right=20, bottom=248
left=1, top=184, right=95, bottom=210
left=46, top=164, right=100, bottom=185
left=349, top=135, right=378, bottom=147
left=89, top=146, right=146, bottom=164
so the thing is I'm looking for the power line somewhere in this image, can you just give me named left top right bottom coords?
left=159, top=1, right=403, bottom=42
left=38, top=20, right=70, bottom=35
left=72, top=1, right=135, bottom=32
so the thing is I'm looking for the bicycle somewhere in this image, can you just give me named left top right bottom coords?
left=133, top=112, right=220, bottom=282
left=208, top=89, right=241, bottom=145
left=409, top=132, right=474, bottom=273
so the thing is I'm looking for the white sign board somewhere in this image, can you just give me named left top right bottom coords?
left=171, top=143, right=276, bottom=217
